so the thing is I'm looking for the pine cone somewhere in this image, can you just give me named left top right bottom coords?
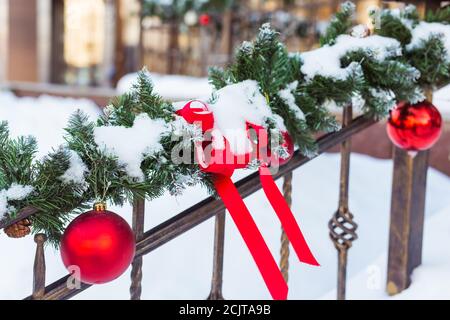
left=4, top=219, right=31, bottom=238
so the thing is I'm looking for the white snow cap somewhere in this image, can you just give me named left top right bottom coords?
left=94, top=113, right=168, bottom=181
left=208, top=80, right=286, bottom=155
left=407, top=22, right=450, bottom=61
left=60, top=150, right=88, bottom=185
left=351, top=25, right=369, bottom=38
left=0, top=184, right=34, bottom=217
left=301, top=34, right=402, bottom=80
left=341, top=1, right=355, bottom=12
left=278, top=81, right=305, bottom=121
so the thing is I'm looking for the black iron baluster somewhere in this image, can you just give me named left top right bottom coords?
left=328, top=106, right=358, bottom=300
left=207, top=209, right=226, bottom=300
left=280, top=172, right=293, bottom=283
left=130, top=195, right=145, bottom=300
left=32, top=233, right=47, bottom=299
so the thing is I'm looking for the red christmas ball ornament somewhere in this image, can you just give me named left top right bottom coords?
left=271, top=131, right=295, bottom=166
left=387, top=100, right=442, bottom=151
left=199, top=13, right=210, bottom=26
left=60, top=203, right=135, bottom=284
left=176, top=100, right=214, bottom=132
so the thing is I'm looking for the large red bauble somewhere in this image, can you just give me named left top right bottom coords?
left=60, top=208, right=135, bottom=284
left=387, top=101, right=442, bottom=151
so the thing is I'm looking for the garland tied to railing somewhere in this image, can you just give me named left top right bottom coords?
left=0, top=2, right=448, bottom=299
left=176, top=99, right=319, bottom=299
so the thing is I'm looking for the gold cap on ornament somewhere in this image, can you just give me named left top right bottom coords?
left=93, top=202, right=107, bottom=211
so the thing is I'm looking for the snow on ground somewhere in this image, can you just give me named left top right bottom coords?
left=0, top=153, right=449, bottom=299
left=0, top=91, right=101, bottom=157
left=117, top=72, right=213, bottom=101
left=321, top=202, right=450, bottom=300
left=433, top=85, right=450, bottom=120
left=0, top=91, right=450, bottom=300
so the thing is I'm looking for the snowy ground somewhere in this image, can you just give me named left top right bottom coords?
left=0, top=91, right=101, bottom=157
left=432, top=84, right=450, bottom=120
left=117, top=73, right=212, bottom=101
left=0, top=91, right=450, bottom=300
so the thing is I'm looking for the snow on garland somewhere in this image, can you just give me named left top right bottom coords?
left=407, top=22, right=450, bottom=60
left=60, top=150, right=89, bottom=186
left=0, top=184, right=34, bottom=217
left=208, top=80, right=286, bottom=155
left=94, top=113, right=168, bottom=181
left=278, top=81, right=306, bottom=121
left=301, top=34, right=402, bottom=80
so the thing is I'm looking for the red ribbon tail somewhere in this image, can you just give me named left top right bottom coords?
left=259, top=166, right=320, bottom=266
left=214, top=175, right=288, bottom=300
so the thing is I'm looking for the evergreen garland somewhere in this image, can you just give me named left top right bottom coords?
left=1, top=2, right=450, bottom=244
left=320, top=1, right=356, bottom=46
left=306, top=3, right=422, bottom=118
left=209, top=24, right=339, bottom=157
left=372, top=4, right=450, bottom=90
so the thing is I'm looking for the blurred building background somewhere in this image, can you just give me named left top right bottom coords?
left=0, top=0, right=446, bottom=88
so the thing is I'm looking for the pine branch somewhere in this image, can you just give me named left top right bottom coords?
left=426, top=6, right=450, bottom=24
left=320, top=1, right=355, bottom=46
left=372, top=10, right=412, bottom=46
left=209, top=24, right=338, bottom=157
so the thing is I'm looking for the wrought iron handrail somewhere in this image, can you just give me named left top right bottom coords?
left=17, top=114, right=376, bottom=300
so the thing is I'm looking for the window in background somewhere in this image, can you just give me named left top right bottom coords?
left=63, top=0, right=105, bottom=86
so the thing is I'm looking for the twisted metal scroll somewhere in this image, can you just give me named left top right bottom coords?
left=328, top=106, right=358, bottom=300
left=280, top=172, right=293, bottom=283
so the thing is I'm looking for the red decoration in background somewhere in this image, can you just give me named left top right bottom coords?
left=199, top=13, right=210, bottom=26
left=60, top=205, right=135, bottom=284
left=387, top=100, right=442, bottom=151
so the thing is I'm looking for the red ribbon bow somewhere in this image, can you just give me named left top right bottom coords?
left=176, top=100, right=319, bottom=300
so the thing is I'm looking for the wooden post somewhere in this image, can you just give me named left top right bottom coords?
left=386, top=149, right=429, bottom=295
left=167, top=17, right=179, bottom=74
left=7, top=0, right=39, bottom=82
left=50, top=0, right=66, bottom=84
left=386, top=86, right=433, bottom=295
left=113, top=0, right=123, bottom=85
left=130, top=194, right=145, bottom=300
left=424, top=0, right=443, bottom=12
left=220, top=8, right=233, bottom=64
left=32, top=233, right=47, bottom=299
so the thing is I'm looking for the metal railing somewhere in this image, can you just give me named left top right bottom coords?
left=0, top=107, right=429, bottom=300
